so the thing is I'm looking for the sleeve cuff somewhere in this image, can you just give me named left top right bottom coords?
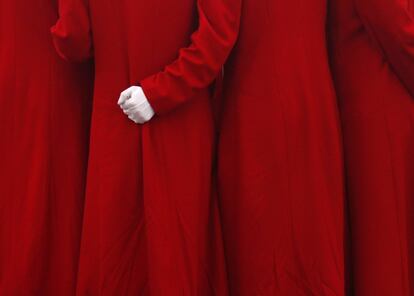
left=140, top=75, right=175, bottom=116
left=50, top=20, right=92, bottom=62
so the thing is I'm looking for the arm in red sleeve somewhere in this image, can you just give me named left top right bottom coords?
left=355, top=0, right=414, bottom=96
left=50, top=0, right=93, bottom=62
left=140, top=0, right=242, bottom=115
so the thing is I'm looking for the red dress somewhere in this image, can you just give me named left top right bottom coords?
left=51, top=0, right=240, bottom=294
left=329, top=0, right=414, bottom=295
left=217, top=0, right=346, bottom=295
left=0, top=0, right=92, bottom=295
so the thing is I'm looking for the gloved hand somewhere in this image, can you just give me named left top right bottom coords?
left=118, top=86, right=155, bottom=124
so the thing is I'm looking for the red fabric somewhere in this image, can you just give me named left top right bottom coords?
left=0, top=0, right=93, bottom=295
left=51, top=0, right=240, bottom=294
left=217, top=1, right=346, bottom=295
left=329, top=0, right=414, bottom=295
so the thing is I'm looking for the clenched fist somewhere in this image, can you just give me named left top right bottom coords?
left=118, top=86, right=155, bottom=124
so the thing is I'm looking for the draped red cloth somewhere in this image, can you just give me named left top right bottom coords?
left=217, top=0, right=346, bottom=295
left=51, top=0, right=241, bottom=294
left=0, top=0, right=93, bottom=294
left=329, top=0, right=414, bottom=294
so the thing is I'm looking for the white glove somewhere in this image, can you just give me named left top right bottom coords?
left=118, top=86, right=155, bottom=124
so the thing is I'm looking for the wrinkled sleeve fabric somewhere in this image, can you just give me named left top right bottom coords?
left=355, top=0, right=414, bottom=96
left=140, top=0, right=241, bottom=115
left=51, top=0, right=93, bottom=62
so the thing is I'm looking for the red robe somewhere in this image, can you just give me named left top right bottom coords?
left=329, top=0, right=414, bottom=295
left=217, top=0, right=346, bottom=295
left=0, top=0, right=92, bottom=295
left=51, top=0, right=240, bottom=294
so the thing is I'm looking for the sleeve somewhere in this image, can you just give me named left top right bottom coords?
left=140, top=0, right=242, bottom=115
left=354, top=0, right=414, bottom=96
left=50, top=0, right=93, bottom=62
